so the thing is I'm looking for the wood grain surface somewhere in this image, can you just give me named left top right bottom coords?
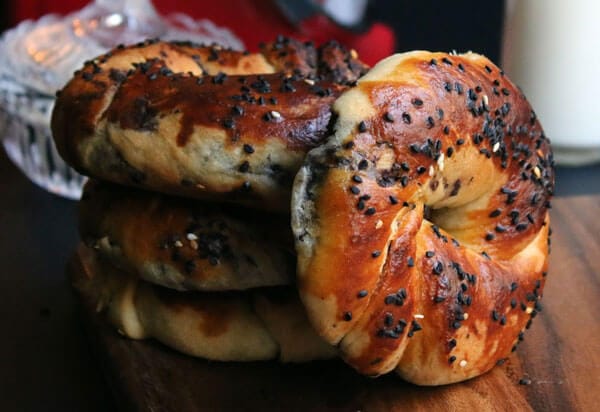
left=72, top=195, right=600, bottom=412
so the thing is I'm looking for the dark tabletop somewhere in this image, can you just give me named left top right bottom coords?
left=0, top=148, right=598, bottom=412
left=0, top=150, right=113, bottom=411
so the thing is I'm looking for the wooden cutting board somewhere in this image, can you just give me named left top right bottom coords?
left=73, top=195, right=600, bottom=412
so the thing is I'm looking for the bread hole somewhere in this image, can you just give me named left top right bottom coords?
left=427, top=206, right=452, bottom=233
left=423, top=199, right=455, bottom=230
left=426, top=202, right=486, bottom=253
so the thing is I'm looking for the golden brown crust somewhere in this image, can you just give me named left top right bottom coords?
left=51, top=38, right=367, bottom=211
left=79, top=180, right=295, bottom=291
left=52, top=40, right=272, bottom=170
left=291, top=51, right=553, bottom=384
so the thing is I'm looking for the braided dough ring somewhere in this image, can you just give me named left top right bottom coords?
left=291, top=52, right=554, bottom=385
left=51, top=38, right=367, bottom=211
left=73, top=245, right=335, bottom=362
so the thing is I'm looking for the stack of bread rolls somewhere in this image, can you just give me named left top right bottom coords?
left=52, top=38, right=554, bottom=385
left=52, top=37, right=367, bottom=363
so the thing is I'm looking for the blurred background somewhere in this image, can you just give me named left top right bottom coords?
left=0, top=0, right=506, bottom=63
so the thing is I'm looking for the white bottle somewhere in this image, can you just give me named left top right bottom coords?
left=502, top=0, right=600, bottom=165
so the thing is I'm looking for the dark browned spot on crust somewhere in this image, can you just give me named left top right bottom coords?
left=105, top=61, right=345, bottom=148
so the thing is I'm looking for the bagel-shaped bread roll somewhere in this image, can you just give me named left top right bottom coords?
left=291, top=51, right=554, bottom=385
left=51, top=38, right=367, bottom=211
left=73, top=245, right=335, bottom=362
left=79, top=180, right=295, bottom=291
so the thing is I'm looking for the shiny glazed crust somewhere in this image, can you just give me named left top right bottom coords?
left=51, top=38, right=367, bottom=211
left=79, top=180, right=296, bottom=291
left=291, top=52, right=554, bottom=384
left=73, top=245, right=335, bottom=362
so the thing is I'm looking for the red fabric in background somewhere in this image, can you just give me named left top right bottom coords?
left=8, top=0, right=394, bottom=66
